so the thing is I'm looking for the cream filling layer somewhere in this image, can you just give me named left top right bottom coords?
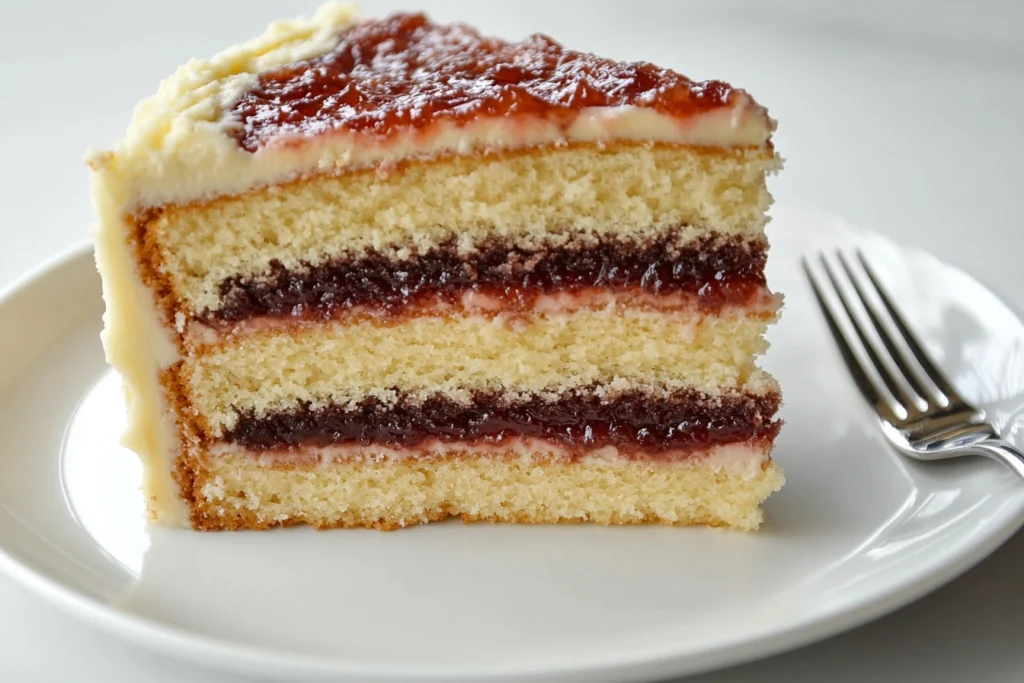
left=85, top=2, right=774, bottom=209
left=207, top=441, right=774, bottom=481
left=186, top=288, right=782, bottom=344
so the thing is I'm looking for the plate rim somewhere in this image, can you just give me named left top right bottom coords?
left=1, top=241, right=1024, bottom=682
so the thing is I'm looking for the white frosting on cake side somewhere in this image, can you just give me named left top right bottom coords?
left=87, top=3, right=366, bottom=527
left=86, top=1, right=775, bottom=209
left=90, top=171, right=187, bottom=526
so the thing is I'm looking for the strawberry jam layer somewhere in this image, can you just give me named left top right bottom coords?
left=224, top=388, right=782, bottom=456
left=230, top=12, right=762, bottom=151
left=208, top=234, right=768, bottom=322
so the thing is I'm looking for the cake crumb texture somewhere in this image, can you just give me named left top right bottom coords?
left=192, top=452, right=785, bottom=532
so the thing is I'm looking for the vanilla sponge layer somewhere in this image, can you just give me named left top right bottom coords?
left=183, top=308, right=777, bottom=436
left=192, top=448, right=784, bottom=531
left=143, top=143, right=780, bottom=315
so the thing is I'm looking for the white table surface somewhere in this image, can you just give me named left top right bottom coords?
left=2, top=1, right=1023, bottom=680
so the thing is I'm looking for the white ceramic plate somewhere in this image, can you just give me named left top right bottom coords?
left=1, top=204, right=1023, bottom=683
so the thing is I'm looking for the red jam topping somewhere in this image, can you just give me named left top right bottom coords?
left=231, top=12, right=752, bottom=151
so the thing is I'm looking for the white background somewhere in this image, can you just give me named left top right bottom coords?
left=1, top=1, right=1023, bottom=680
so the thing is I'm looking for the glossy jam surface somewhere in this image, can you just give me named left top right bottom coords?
left=226, top=389, right=782, bottom=455
left=210, top=235, right=767, bottom=321
left=231, top=12, right=749, bottom=151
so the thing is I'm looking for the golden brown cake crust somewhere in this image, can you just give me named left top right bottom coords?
left=195, top=505, right=740, bottom=533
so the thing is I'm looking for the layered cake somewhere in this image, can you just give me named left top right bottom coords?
left=89, top=3, right=785, bottom=531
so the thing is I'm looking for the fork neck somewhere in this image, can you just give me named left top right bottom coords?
left=968, top=438, right=1024, bottom=480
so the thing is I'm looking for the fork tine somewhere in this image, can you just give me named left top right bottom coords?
left=855, top=249, right=963, bottom=407
left=802, top=256, right=901, bottom=424
left=837, top=251, right=928, bottom=413
left=816, top=254, right=921, bottom=418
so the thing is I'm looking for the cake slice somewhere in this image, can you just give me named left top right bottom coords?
left=89, top=3, right=784, bottom=531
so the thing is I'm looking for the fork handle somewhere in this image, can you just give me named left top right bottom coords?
left=968, top=438, right=1024, bottom=480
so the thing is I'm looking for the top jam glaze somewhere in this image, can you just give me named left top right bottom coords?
left=231, top=12, right=750, bottom=151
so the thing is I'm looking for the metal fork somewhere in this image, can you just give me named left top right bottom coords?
left=802, top=249, right=1024, bottom=479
